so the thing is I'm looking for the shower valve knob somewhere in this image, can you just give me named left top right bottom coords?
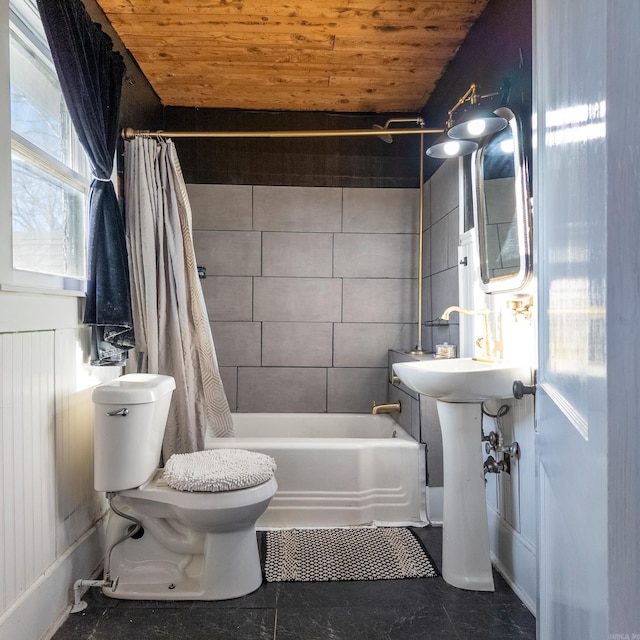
left=484, top=455, right=506, bottom=475
left=496, top=442, right=520, bottom=457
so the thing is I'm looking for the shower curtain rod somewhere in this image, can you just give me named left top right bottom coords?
left=121, top=122, right=438, bottom=357
left=121, top=126, right=443, bottom=140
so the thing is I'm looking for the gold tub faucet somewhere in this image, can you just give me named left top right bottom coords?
left=372, top=401, right=401, bottom=415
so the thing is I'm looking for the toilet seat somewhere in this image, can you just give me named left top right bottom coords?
left=164, top=448, right=277, bottom=492
left=120, top=469, right=278, bottom=509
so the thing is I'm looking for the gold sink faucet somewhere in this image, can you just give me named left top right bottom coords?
left=440, top=305, right=493, bottom=362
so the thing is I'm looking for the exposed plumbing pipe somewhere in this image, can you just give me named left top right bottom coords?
left=70, top=493, right=143, bottom=613
left=371, top=116, right=428, bottom=354
left=71, top=577, right=119, bottom=613
left=105, top=493, right=143, bottom=580
left=416, top=130, right=425, bottom=352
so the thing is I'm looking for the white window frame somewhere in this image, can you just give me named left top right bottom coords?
left=1, top=0, right=91, bottom=296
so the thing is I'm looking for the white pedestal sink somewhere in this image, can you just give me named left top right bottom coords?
left=392, top=358, right=531, bottom=591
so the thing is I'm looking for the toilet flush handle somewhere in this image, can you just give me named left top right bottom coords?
left=107, top=408, right=129, bottom=417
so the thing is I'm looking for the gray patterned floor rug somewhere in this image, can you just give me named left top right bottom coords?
left=263, top=527, right=439, bottom=583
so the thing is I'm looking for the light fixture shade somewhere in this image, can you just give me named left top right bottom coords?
left=426, top=136, right=478, bottom=159
left=447, top=109, right=508, bottom=140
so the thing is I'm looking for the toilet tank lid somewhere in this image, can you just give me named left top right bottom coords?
left=92, top=374, right=176, bottom=404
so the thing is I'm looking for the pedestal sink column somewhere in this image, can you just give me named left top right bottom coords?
left=437, top=400, right=494, bottom=591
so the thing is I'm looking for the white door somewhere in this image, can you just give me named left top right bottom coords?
left=534, top=0, right=608, bottom=637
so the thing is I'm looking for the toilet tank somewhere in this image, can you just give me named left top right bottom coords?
left=92, top=374, right=176, bottom=492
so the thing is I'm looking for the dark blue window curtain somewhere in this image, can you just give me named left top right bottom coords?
left=37, top=0, right=134, bottom=365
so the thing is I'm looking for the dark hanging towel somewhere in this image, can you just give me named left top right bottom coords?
left=37, top=0, right=134, bottom=365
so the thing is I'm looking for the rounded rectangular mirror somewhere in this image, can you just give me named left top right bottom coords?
left=471, top=107, right=532, bottom=293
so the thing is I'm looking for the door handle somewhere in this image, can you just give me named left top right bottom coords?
left=513, top=380, right=536, bottom=399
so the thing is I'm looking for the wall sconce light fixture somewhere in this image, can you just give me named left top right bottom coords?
left=425, top=83, right=508, bottom=159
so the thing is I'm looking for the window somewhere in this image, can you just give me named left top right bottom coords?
left=7, top=0, right=89, bottom=290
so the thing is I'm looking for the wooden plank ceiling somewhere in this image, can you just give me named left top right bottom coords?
left=95, top=0, right=489, bottom=113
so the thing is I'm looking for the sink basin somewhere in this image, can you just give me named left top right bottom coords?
left=393, top=358, right=531, bottom=402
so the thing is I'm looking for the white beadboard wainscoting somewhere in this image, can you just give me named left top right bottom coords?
left=0, top=305, right=118, bottom=640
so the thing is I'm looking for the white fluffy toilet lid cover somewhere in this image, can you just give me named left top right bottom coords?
left=163, top=449, right=277, bottom=492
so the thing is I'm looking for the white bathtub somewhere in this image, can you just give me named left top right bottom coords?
left=205, top=413, right=428, bottom=528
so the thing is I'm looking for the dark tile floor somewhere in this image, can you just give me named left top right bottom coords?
left=53, top=527, right=536, bottom=640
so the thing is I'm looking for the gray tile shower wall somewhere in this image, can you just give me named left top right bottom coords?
left=417, top=160, right=462, bottom=485
left=387, top=349, right=444, bottom=488
left=384, top=160, right=462, bottom=489
left=189, top=184, right=419, bottom=413
left=421, top=159, right=461, bottom=352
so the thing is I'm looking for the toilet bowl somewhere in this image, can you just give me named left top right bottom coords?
left=92, top=373, right=277, bottom=601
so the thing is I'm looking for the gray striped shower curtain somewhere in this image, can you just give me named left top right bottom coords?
left=124, top=137, right=234, bottom=457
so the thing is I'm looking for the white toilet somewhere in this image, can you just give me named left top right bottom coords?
left=92, top=373, right=277, bottom=601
